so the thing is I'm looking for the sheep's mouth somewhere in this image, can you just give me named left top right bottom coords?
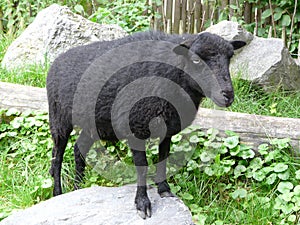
left=211, top=95, right=234, bottom=108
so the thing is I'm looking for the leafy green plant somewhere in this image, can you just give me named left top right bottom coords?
left=88, top=0, right=151, bottom=33
left=168, top=125, right=300, bottom=224
left=0, top=109, right=77, bottom=220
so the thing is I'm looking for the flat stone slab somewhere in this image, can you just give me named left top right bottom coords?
left=0, top=185, right=193, bottom=225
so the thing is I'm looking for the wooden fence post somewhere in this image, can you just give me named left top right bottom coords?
left=229, top=0, right=235, bottom=20
left=268, top=26, right=272, bottom=38
left=221, top=0, right=229, bottom=20
left=0, top=8, right=3, bottom=33
left=203, top=0, right=209, bottom=23
left=298, top=39, right=300, bottom=61
left=254, top=7, right=258, bottom=36
left=268, top=0, right=277, bottom=38
left=173, top=0, right=181, bottom=34
left=165, top=0, right=173, bottom=33
left=167, top=19, right=172, bottom=33
left=209, top=0, right=216, bottom=27
left=181, top=0, right=187, bottom=33
left=187, top=0, right=194, bottom=33
left=194, top=0, right=202, bottom=33
left=150, top=0, right=156, bottom=30
left=244, top=1, right=252, bottom=24
left=157, top=2, right=164, bottom=31
left=179, top=20, right=184, bottom=34
left=282, top=26, right=287, bottom=47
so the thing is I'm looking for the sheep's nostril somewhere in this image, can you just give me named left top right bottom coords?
left=222, top=91, right=234, bottom=106
left=223, top=93, right=230, bottom=100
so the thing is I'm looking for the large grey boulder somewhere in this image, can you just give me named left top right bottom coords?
left=205, top=20, right=254, bottom=45
left=206, top=21, right=300, bottom=91
left=230, top=36, right=300, bottom=91
left=0, top=185, right=193, bottom=225
left=1, top=4, right=127, bottom=70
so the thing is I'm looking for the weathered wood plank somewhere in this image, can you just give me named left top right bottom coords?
left=0, top=82, right=48, bottom=112
left=194, top=108, right=300, bottom=151
left=0, top=82, right=299, bottom=150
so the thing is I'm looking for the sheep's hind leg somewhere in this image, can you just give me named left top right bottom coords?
left=131, top=145, right=152, bottom=219
left=50, top=132, right=71, bottom=196
left=74, top=131, right=94, bottom=190
left=156, top=137, right=175, bottom=197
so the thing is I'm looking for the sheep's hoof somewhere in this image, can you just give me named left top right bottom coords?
left=159, top=191, right=176, bottom=198
left=157, top=180, right=175, bottom=197
left=53, top=188, right=62, bottom=196
left=137, top=208, right=151, bottom=220
left=135, top=196, right=152, bottom=219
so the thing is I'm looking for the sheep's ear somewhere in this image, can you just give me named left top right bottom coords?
left=173, top=38, right=195, bottom=55
left=230, top=40, right=246, bottom=50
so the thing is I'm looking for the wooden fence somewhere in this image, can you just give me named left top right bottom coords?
left=148, top=0, right=290, bottom=33
left=149, top=0, right=261, bottom=34
left=148, top=0, right=299, bottom=59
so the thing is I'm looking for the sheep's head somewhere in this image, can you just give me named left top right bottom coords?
left=173, top=32, right=246, bottom=107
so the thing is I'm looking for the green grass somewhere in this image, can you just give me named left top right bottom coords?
left=0, top=34, right=48, bottom=88
left=0, top=66, right=48, bottom=88
left=201, top=78, right=300, bottom=119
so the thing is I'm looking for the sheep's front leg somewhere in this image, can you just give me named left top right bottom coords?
left=156, top=137, right=175, bottom=197
left=131, top=148, right=151, bottom=219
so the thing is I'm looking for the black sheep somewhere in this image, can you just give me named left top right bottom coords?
left=46, top=31, right=245, bottom=219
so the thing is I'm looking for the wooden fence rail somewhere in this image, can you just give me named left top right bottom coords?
left=0, top=82, right=299, bottom=151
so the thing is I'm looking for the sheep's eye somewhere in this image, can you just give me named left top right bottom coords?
left=192, top=59, right=201, bottom=64
left=191, top=56, right=201, bottom=64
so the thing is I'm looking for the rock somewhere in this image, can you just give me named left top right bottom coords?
left=230, top=36, right=300, bottom=91
left=1, top=4, right=127, bottom=70
left=206, top=21, right=300, bottom=91
left=0, top=185, right=193, bottom=225
left=205, top=20, right=254, bottom=45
